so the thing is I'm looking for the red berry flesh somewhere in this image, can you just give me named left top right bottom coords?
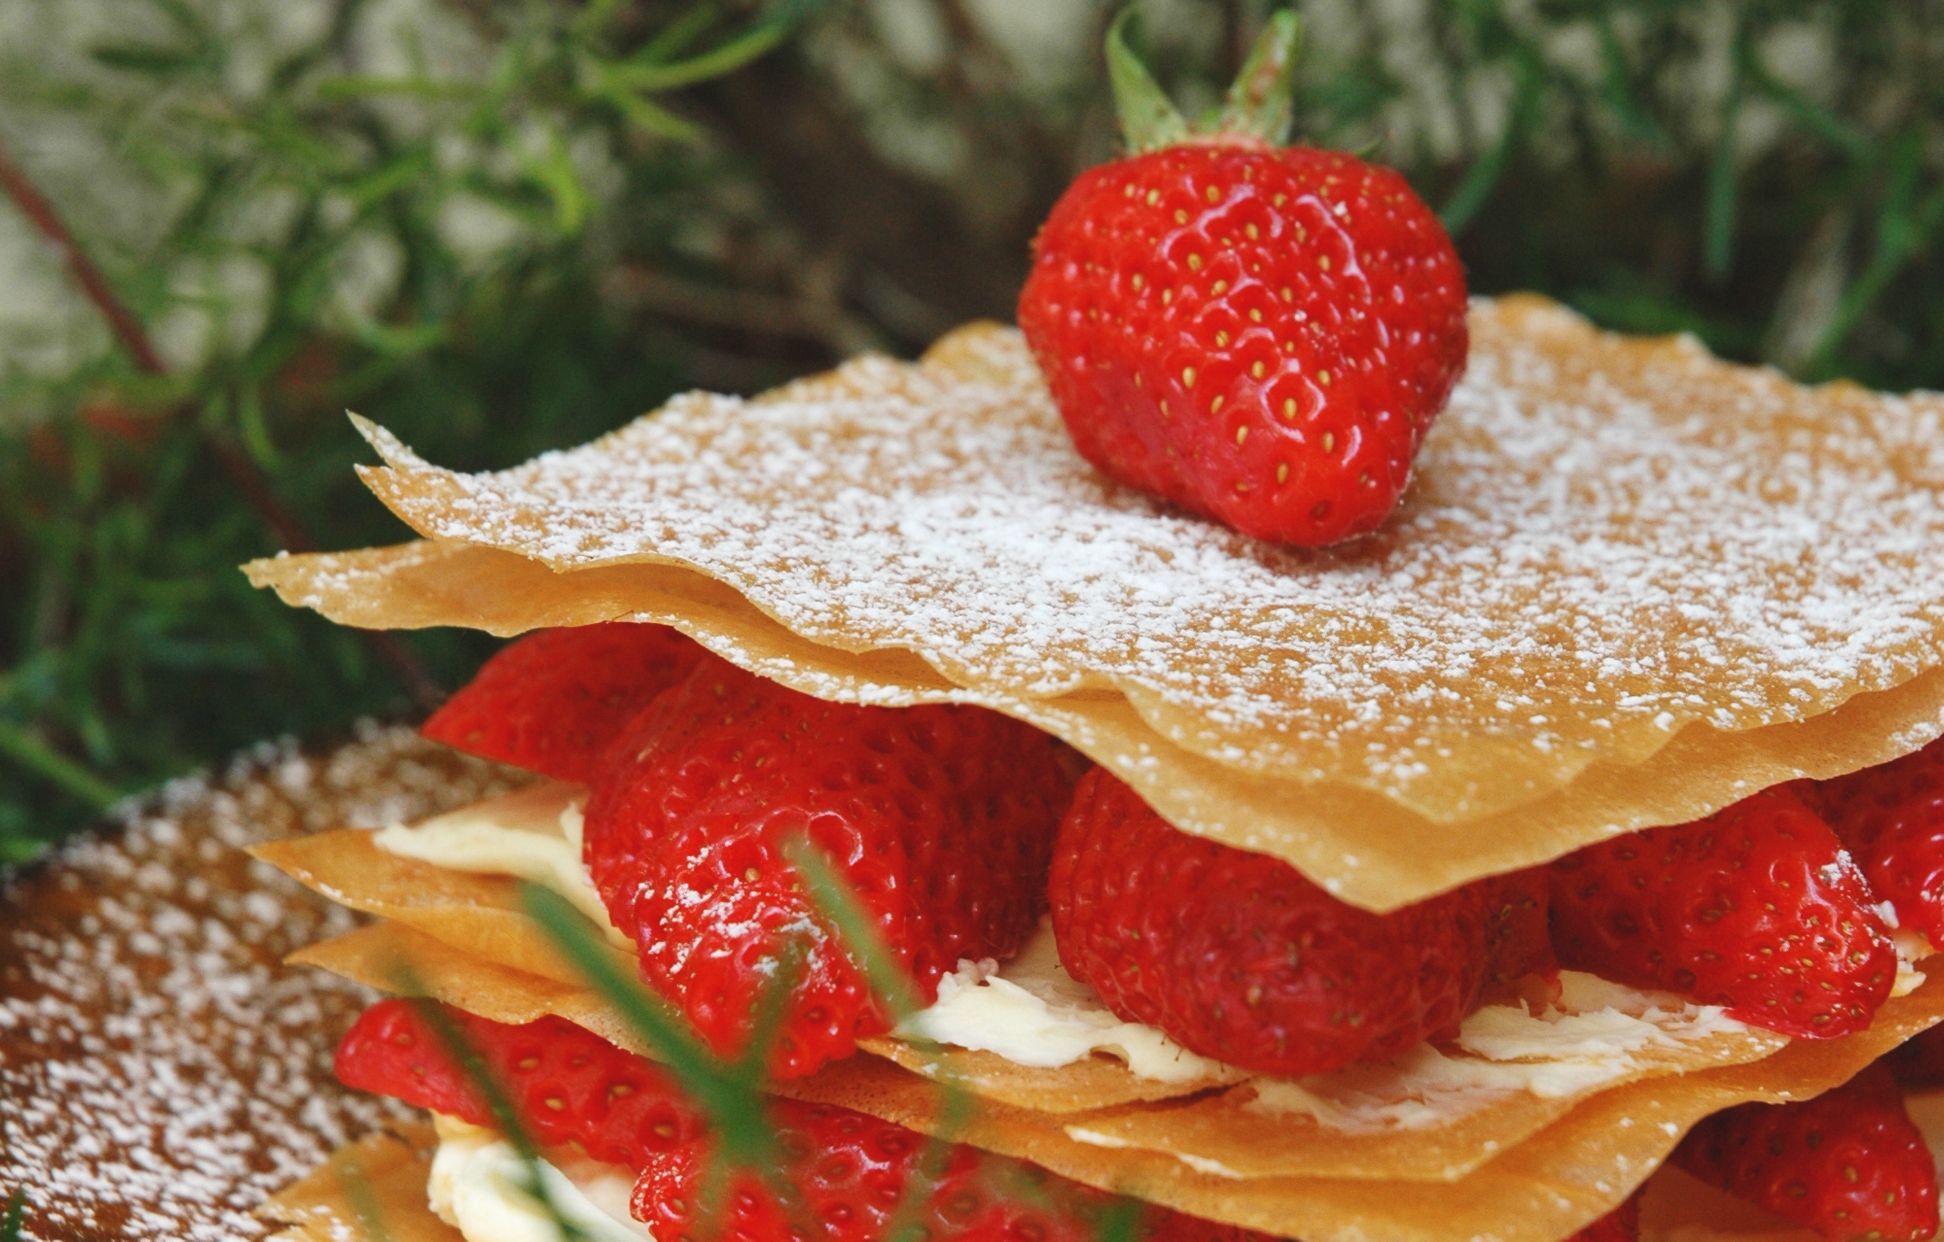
left=1048, top=766, right=1509, bottom=1076
left=583, top=660, right=1076, bottom=1079
left=421, top=622, right=705, bottom=783
left=1548, top=786, right=1895, bottom=1038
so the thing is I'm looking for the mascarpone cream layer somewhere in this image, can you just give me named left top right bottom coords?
left=377, top=784, right=1787, bottom=1134
left=428, top=1114, right=649, bottom=1242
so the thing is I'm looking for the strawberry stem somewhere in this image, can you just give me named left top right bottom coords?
left=1106, top=9, right=1188, bottom=154
left=1217, top=10, right=1301, bottom=146
left=1106, top=6, right=1302, bottom=154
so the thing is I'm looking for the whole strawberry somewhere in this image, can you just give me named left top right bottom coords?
left=583, top=660, right=1076, bottom=1079
left=421, top=622, right=704, bottom=783
left=1675, top=1064, right=1939, bottom=1242
left=1019, top=12, right=1467, bottom=546
left=1048, top=766, right=1521, bottom=1076
left=334, top=1000, right=705, bottom=1168
left=634, top=1098, right=1270, bottom=1242
left=1809, top=736, right=1944, bottom=948
left=1547, top=786, right=1896, bottom=1038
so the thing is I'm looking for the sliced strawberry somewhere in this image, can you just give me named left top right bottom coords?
left=334, top=1000, right=704, bottom=1169
left=1547, top=786, right=1895, bottom=1038
left=1675, top=1064, right=1939, bottom=1242
left=1892, top=1026, right=1944, bottom=1089
left=583, top=661, right=1077, bottom=1080
left=421, top=622, right=705, bottom=783
left=1047, top=767, right=1506, bottom=1076
left=1567, top=1193, right=1639, bottom=1242
left=632, top=1097, right=1270, bottom=1242
left=1484, top=865, right=1557, bottom=993
left=1811, top=736, right=1944, bottom=949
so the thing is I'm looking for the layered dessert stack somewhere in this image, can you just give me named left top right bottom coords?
left=245, top=296, right=1944, bottom=1242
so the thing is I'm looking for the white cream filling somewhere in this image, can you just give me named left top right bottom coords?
left=372, top=782, right=632, bottom=948
left=427, top=1115, right=649, bottom=1242
left=1240, top=972, right=1751, bottom=1133
left=895, top=921, right=1225, bottom=1083
left=1894, top=929, right=1932, bottom=998
left=384, top=789, right=1944, bottom=1138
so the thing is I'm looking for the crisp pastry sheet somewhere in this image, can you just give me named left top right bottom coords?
left=247, top=296, right=1944, bottom=910
left=256, top=826, right=1793, bottom=1155
left=255, top=1130, right=1860, bottom=1242
left=260, top=1106, right=1944, bottom=1242
left=289, top=920, right=1944, bottom=1242
left=262, top=1124, right=457, bottom=1242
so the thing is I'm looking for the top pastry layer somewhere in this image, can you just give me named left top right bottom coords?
left=252, top=295, right=1944, bottom=908
left=345, top=298, right=1944, bottom=797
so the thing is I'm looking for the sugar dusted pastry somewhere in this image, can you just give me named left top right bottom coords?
left=250, top=297, right=1944, bottom=915
left=245, top=285, right=1944, bottom=1242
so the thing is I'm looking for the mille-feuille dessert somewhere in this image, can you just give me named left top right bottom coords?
left=242, top=17, right=1944, bottom=1242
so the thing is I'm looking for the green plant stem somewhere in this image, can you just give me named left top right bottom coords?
left=520, top=884, right=773, bottom=1165
left=0, top=721, right=125, bottom=811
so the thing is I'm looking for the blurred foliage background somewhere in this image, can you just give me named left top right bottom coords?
left=1, top=0, right=1941, bottom=861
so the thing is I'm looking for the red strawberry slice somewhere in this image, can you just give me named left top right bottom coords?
left=334, top=999, right=704, bottom=1169
left=1547, top=786, right=1895, bottom=1038
left=632, top=1097, right=1271, bottom=1242
left=1891, top=1026, right=1944, bottom=1088
left=421, top=622, right=705, bottom=783
left=1570, top=1195, right=1639, bottom=1242
left=1047, top=767, right=1511, bottom=1076
left=1675, top=1064, right=1939, bottom=1242
left=583, top=660, right=1077, bottom=1080
left=1018, top=15, right=1466, bottom=547
left=1811, top=736, right=1944, bottom=949
left=1484, top=865, right=1557, bottom=995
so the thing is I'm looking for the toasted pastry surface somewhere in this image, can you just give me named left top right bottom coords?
left=263, top=1125, right=458, bottom=1242
left=249, top=297, right=1944, bottom=909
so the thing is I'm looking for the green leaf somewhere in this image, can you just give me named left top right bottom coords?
left=1, top=1186, right=23, bottom=1242
left=1743, top=51, right=1870, bottom=161
left=0, top=720, right=125, bottom=811
left=521, top=131, right=591, bottom=236
left=1812, top=132, right=1944, bottom=372
left=613, top=20, right=788, bottom=93
left=1591, top=11, right=1667, bottom=150
left=88, top=41, right=204, bottom=76
left=1441, top=46, right=1543, bottom=233
left=1216, top=9, right=1301, bottom=146
left=313, top=74, right=478, bottom=104
left=1105, top=8, right=1189, bottom=154
left=629, top=4, right=722, bottom=62
left=1703, top=22, right=1750, bottom=282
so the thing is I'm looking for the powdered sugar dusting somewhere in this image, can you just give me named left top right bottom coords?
left=348, top=298, right=1944, bottom=818
left=0, top=725, right=518, bottom=1241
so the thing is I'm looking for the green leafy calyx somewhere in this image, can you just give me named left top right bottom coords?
left=1107, top=7, right=1302, bottom=155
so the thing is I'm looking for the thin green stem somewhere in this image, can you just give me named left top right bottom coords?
left=0, top=720, right=125, bottom=810
left=520, top=884, right=773, bottom=1165
left=1702, top=24, right=1749, bottom=282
